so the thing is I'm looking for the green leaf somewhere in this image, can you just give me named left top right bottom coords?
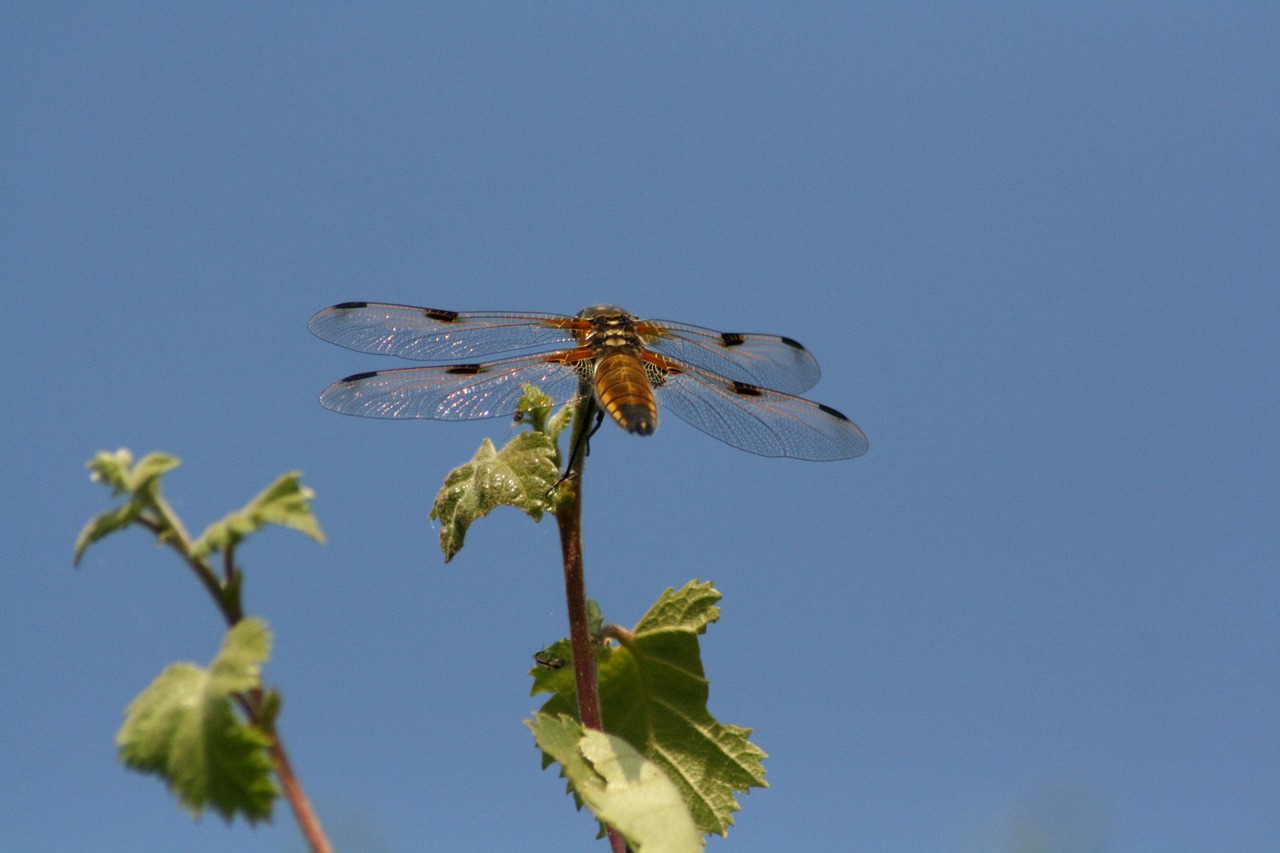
left=532, top=647, right=568, bottom=671
left=125, top=451, right=182, bottom=493
left=513, top=384, right=555, bottom=432
left=514, top=384, right=576, bottom=443
left=528, top=713, right=702, bottom=853
left=587, top=598, right=603, bottom=642
left=86, top=448, right=137, bottom=493
left=529, top=638, right=576, bottom=689
left=256, top=689, right=283, bottom=732
left=87, top=448, right=181, bottom=494
left=428, top=431, right=559, bottom=562
left=533, top=581, right=767, bottom=837
left=116, top=618, right=278, bottom=823
left=74, top=449, right=182, bottom=564
left=73, top=499, right=145, bottom=566
left=191, top=472, right=326, bottom=558
left=545, top=400, right=576, bottom=443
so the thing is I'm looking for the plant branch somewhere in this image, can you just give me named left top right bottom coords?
left=135, top=513, right=240, bottom=625
left=133, top=485, right=325, bottom=851
left=268, top=736, right=331, bottom=853
left=554, top=398, right=627, bottom=853
left=555, top=398, right=604, bottom=732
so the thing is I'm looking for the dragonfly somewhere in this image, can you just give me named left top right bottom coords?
left=308, top=302, right=868, bottom=461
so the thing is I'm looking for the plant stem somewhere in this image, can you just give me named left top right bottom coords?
left=140, top=496, right=330, bottom=852
left=136, top=512, right=240, bottom=625
left=268, top=731, right=333, bottom=853
left=555, top=400, right=604, bottom=732
left=555, top=399, right=627, bottom=853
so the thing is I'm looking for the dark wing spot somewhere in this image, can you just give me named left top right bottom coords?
left=780, top=336, right=806, bottom=351
left=341, top=371, right=380, bottom=383
left=446, top=363, right=486, bottom=375
left=332, top=301, right=369, bottom=310
left=721, top=332, right=746, bottom=347
left=731, top=381, right=763, bottom=397
left=818, top=402, right=850, bottom=421
left=424, top=308, right=460, bottom=323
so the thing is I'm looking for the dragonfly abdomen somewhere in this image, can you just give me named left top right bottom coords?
left=593, top=351, right=658, bottom=435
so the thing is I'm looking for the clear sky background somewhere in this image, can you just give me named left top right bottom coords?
left=3, top=4, right=1276, bottom=852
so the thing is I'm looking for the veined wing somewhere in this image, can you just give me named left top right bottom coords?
left=639, top=318, right=821, bottom=394
left=647, top=356, right=868, bottom=461
left=308, top=302, right=581, bottom=361
left=318, top=352, right=588, bottom=420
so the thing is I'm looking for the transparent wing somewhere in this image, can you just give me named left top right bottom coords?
left=317, top=353, right=587, bottom=420
left=639, top=318, right=821, bottom=394
left=308, top=302, right=581, bottom=361
left=651, top=361, right=867, bottom=461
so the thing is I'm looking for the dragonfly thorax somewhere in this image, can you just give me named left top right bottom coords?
left=576, top=306, right=642, bottom=350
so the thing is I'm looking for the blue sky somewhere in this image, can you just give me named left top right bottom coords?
left=3, top=4, right=1277, bottom=851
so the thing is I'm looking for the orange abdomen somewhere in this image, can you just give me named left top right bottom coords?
left=593, top=351, right=658, bottom=435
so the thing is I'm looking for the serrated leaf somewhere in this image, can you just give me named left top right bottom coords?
left=75, top=449, right=182, bottom=565
left=528, top=713, right=702, bottom=853
left=428, top=431, right=559, bottom=562
left=116, top=618, right=278, bottom=823
left=191, top=472, right=325, bottom=558
left=534, top=581, right=767, bottom=837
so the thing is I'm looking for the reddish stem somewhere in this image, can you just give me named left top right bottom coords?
left=237, top=690, right=333, bottom=853
left=556, top=484, right=604, bottom=732
left=555, top=403, right=627, bottom=853
left=270, top=734, right=333, bottom=853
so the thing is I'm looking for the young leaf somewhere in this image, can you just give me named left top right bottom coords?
left=123, top=450, right=182, bottom=493
left=513, top=384, right=556, bottom=433
left=86, top=448, right=181, bottom=495
left=514, top=383, right=576, bottom=443
left=74, top=449, right=182, bottom=565
left=73, top=500, right=146, bottom=566
left=528, top=713, right=702, bottom=853
left=587, top=598, right=603, bottom=642
left=116, top=618, right=278, bottom=823
left=85, top=448, right=138, bottom=493
left=191, top=472, right=326, bottom=558
left=533, top=581, right=767, bottom=837
left=428, top=431, right=559, bottom=562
